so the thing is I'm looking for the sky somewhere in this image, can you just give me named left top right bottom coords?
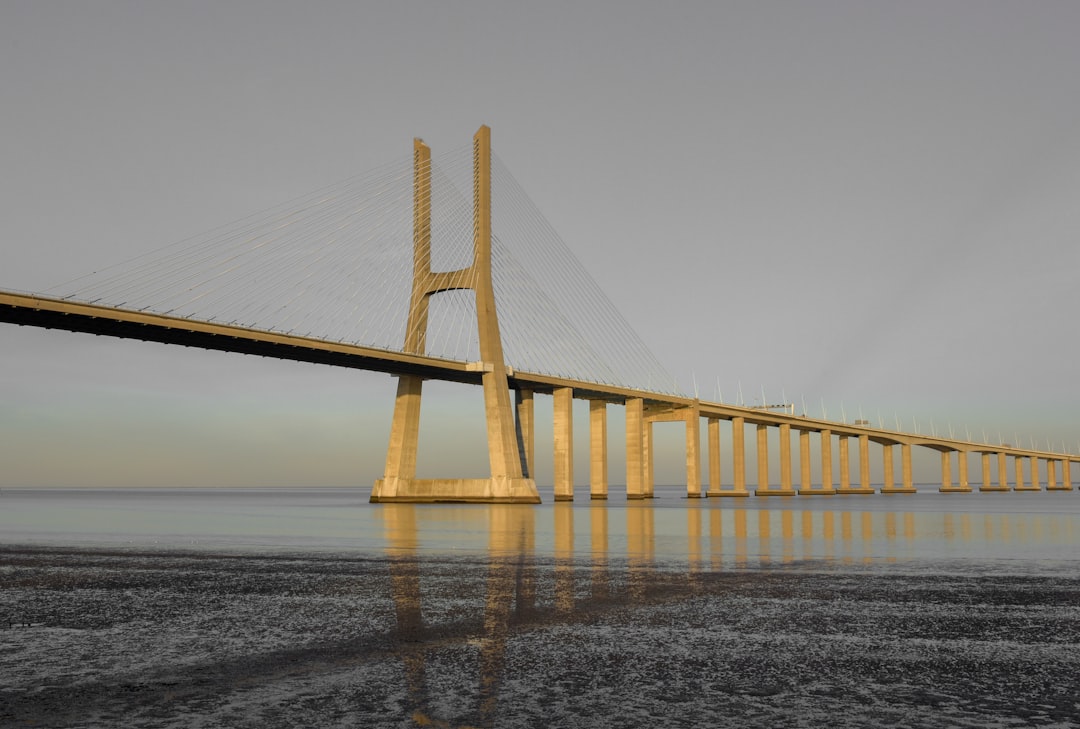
left=2, top=1, right=1079, bottom=488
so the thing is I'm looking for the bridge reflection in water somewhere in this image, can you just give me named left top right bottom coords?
left=375, top=499, right=1077, bottom=727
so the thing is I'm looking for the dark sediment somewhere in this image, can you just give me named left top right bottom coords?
left=2, top=546, right=1079, bottom=728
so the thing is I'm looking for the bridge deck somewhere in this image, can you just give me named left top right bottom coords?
left=1, top=290, right=1074, bottom=463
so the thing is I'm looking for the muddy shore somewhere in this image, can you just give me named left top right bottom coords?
left=2, top=546, right=1079, bottom=728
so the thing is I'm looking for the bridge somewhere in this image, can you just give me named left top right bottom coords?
left=1, top=127, right=1075, bottom=502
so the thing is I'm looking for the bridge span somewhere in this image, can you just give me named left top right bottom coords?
left=2, top=127, right=1075, bottom=502
left=1, top=288, right=1073, bottom=501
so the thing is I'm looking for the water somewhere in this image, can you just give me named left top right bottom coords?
left=4, top=487, right=1080, bottom=727
left=2, top=485, right=1077, bottom=572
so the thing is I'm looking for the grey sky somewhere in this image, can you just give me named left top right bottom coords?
left=2, top=1, right=1079, bottom=487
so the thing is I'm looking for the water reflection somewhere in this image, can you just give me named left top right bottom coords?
left=373, top=500, right=1078, bottom=727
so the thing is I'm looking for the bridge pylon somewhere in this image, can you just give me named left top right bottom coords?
left=371, top=126, right=540, bottom=503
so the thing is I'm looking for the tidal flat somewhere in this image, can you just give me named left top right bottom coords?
left=3, top=546, right=1079, bottom=728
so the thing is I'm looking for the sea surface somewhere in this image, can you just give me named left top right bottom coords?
left=1, top=485, right=1078, bottom=572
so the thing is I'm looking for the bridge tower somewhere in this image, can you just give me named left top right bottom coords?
left=371, top=127, right=540, bottom=503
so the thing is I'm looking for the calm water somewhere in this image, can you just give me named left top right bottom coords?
left=2, top=486, right=1077, bottom=573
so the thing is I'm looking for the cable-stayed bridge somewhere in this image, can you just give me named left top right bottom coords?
left=1, top=127, right=1075, bottom=502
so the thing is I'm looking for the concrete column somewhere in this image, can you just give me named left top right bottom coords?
left=799, top=430, right=811, bottom=493
left=1014, top=456, right=1024, bottom=490
left=940, top=451, right=952, bottom=491
left=779, top=423, right=793, bottom=493
left=731, top=416, right=747, bottom=494
left=1047, top=459, right=1058, bottom=489
left=626, top=398, right=645, bottom=499
left=818, top=429, right=835, bottom=494
left=1020, top=456, right=1041, bottom=491
left=858, top=434, right=871, bottom=492
left=755, top=424, right=769, bottom=494
left=838, top=436, right=851, bottom=491
left=589, top=400, right=608, bottom=500
left=1064, top=460, right=1073, bottom=490
left=882, top=445, right=894, bottom=490
left=902, top=444, right=914, bottom=491
left=980, top=453, right=991, bottom=491
left=644, top=422, right=655, bottom=498
left=381, top=375, right=423, bottom=483
left=515, top=389, right=534, bottom=478
left=706, top=418, right=721, bottom=496
left=685, top=411, right=702, bottom=498
left=553, top=387, right=574, bottom=501
left=998, top=452, right=1008, bottom=489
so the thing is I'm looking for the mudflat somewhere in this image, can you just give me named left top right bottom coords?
left=2, top=546, right=1079, bottom=728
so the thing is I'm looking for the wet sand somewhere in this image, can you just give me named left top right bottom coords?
left=2, top=546, right=1079, bottom=728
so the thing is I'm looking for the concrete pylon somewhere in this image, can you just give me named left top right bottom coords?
left=371, top=127, right=540, bottom=503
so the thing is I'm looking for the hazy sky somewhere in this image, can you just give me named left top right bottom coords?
left=3, top=1, right=1079, bottom=488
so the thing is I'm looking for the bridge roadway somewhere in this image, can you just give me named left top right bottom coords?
left=2, top=289, right=1076, bottom=497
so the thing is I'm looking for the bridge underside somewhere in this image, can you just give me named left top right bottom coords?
left=0, top=296, right=484, bottom=385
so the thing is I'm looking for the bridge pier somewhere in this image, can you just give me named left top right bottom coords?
left=515, top=389, right=535, bottom=478
left=589, top=401, right=608, bottom=500
left=553, top=387, right=574, bottom=501
left=1015, top=456, right=1041, bottom=491
left=706, top=418, right=722, bottom=496
left=757, top=423, right=795, bottom=495
left=1046, top=459, right=1058, bottom=490
left=979, top=452, right=1006, bottom=491
left=838, top=434, right=875, bottom=494
left=801, top=429, right=835, bottom=495
left=940, top=450, right=972, bottom=492
left=1058, top=459, right=1074, bottom=491
left=719, top=416, right=750, bottom=496
left=626, top=398, right=646, bottom=499
left=883, top=442, right=917, bottom=493
left=798, top=430, right=812, bottom=493
left=685, top=408, right=702, bottom=498
left=836, top=435, right=870, bottom=494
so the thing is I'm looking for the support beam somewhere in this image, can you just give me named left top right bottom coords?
left=644, top=422, right=655, bottom=498
left=941, top=449, right=972, bottom=492
left=685, top=409, right=702, bottom=498
left=515, top=389, right=534, bottom=478
left=626, top=398, right=645, bottom=499
left=980, top=452, right=1007, bottom=491
left=706, top=418, right=721, bottom=496
left=998, top=452, right=1009, bottom=489
left=835, top=436, right=855, bottom=493
left=807, top=429, right=836, bottom=495
left=719, top=416, right=749, bottom=496
left=755, top=424, right=769, bottom=494
left=1016, top=456, right=1041, bottom=491
left=882, top=443, right=915, bottom=493
left=839, top=434, right=874, bottom=494
left=759, top=423, right=795, bottom=496
left=1063, top=460, right=1073, bottom=491
left=1046, top=459, right=1059, bottom=490
left=589, top=400, right=608, bottom=500
left=799, top=430, right=811, bottom=493
left=780, top=423, right=793, bottom=492
left=553, top=387, right=574, bottom=501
